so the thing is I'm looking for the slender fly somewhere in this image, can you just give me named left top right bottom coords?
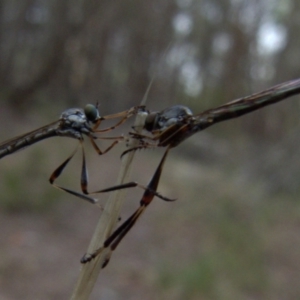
left=81, top=78, right=300, bottom=266
left=0, top=104, right=140, bottom=204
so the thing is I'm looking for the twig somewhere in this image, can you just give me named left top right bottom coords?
left=70, top=110, right=148, bottom=300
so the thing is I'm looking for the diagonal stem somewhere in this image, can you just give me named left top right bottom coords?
left=70, top=109, right=147, bottom=300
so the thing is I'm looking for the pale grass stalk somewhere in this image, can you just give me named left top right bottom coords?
left=71, top=93, right=150, bottom=300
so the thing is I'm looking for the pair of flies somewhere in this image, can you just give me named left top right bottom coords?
left=1, top=78, right=300, bottom=267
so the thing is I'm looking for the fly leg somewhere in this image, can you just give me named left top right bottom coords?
left=81, top=147, right=171, bottom=267
left=49, top=141, right=101, bottom=206
left=92, top=106, right=143, bottom=133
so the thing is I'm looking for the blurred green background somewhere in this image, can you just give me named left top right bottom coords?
left=1, top=0, right=300, bottom=299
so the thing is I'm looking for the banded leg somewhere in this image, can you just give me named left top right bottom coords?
left=92, top=180, right=175, bottom=202
left=49, top=141, right=100, bottom=205
left=92, top=106, right=143, bottom=133
left=89, top=135, right=124, bottom=155
left=121, top=122, right=189, bottom=156
left=49, top=135, right=127, bottom=205
left=81, top=147, right=171, bottom=267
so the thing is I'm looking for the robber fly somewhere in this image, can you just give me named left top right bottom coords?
left=81, top=78, right=300, bottom=267
left=0, top=104, right=140, bottom=204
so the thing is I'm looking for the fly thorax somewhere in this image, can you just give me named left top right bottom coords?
left=61, top=108, right=89, bottom=130
left=144, top=112, right=159, bottom=132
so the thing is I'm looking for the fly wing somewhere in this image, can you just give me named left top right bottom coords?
left=0, top=120, right=60, bottom=158
left=194, top=78, right=300, bottom=129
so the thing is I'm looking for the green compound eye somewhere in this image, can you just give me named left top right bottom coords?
left=84, top=104, right=100, bottom=122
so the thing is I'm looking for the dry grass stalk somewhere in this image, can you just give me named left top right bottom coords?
left=70, top=109, right=148, bottom=300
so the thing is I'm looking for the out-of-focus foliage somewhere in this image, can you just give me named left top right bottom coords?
left=1, top=0, right=299, bottom=115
